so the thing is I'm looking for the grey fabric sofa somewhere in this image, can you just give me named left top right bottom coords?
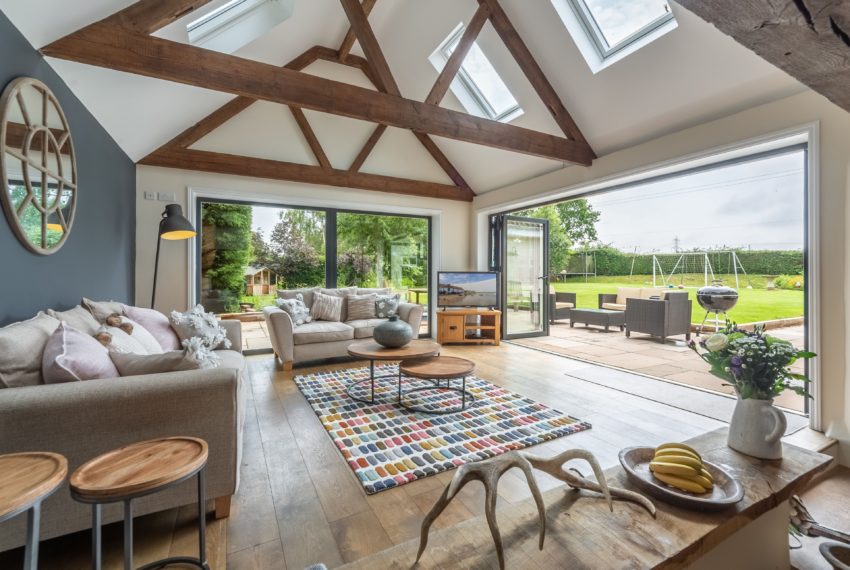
left=264, top=287, right=425, bottom=369
left=0, top=314, right=246, bottom=552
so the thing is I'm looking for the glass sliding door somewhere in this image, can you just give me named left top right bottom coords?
left=336, top=212, right=430, bottom=335
left=500, top=215, right=549, bottom=338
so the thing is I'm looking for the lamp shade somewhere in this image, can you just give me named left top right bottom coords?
left=159, top=204, right=196, bottom=240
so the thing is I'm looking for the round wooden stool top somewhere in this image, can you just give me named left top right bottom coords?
left=347, top=339, right=441, bottom=361
left=400, top=356, right=476, bottom=379
left=70, top=437, right=208, bottom=502
left=0, top=452, right=67, bottom=522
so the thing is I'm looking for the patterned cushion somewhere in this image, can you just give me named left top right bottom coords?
left=375, top=294, right=401, bottom=318
left=169, top=305, right=231, bottom=350
left=311, top=291, right=343, bottom=322
left=275, top=293, right=312, bottom=326
left=42, top=323, right=119, bottom=383
left=347, top=293, right=377, bottom=321
left=277, top=286, right=321, bottom=309
left=0, top=312, right=60, bottom=388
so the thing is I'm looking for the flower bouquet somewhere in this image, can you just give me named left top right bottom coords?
left=689, top=322, right=815, bottom=459
left=688, top=323, right=815, bottom=400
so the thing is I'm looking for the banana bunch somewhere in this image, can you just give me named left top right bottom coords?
left=649, top=443, right=714, bottom=494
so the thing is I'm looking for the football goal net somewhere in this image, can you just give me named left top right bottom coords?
left=652, top=251, right=750, bottom=289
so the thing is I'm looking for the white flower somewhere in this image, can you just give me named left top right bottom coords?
left=705, top=333, right=729, bottom=352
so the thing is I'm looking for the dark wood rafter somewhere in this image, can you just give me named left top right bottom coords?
left=140, top=147, right=474, bottom=201
left=479, top=0, right=594, bottom=155
left=676, top=0, right=850, bottom=114
left=425, top=4, right=491, bottom=106
left=349, top=124, right=387, bottom=172
left=102, top=0, right=212, bottom=34
left=338, top=0, right=378, bottom=62
left=289, top=107, right=332, bottom=169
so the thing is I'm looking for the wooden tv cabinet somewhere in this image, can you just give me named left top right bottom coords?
left=437, top=309, right=501, bottom=346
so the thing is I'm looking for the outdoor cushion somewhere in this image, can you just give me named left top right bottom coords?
left=601, top=302, right=627, bottom=311
left=346, top=318, right=389, bottom=339
left=555, top=302, right=575, bottom=309
left=0, top=312, right=60, bottom=388
left=293, top=321, right=354, bottom=345
left=640, top=288, right=663, bottom=299
left=47, top=305, right=101, bottom=336
left=277, top=286, right=321, bottom=309
left=615, top=288, right=641, bottom=305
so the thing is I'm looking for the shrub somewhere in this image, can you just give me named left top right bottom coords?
left=774, top=275, right=805, bottom=290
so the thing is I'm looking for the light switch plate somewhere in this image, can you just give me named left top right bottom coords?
left=157, top=192, right=176, bottom=202
left=144, top=191, right=156, bottom=200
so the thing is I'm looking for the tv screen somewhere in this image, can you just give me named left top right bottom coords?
left=438, top=272, right=499, bottom=308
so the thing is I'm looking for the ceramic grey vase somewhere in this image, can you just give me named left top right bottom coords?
left=373, top=315, right=412, bottom=348
left=727, top=396, right=786, bottom=459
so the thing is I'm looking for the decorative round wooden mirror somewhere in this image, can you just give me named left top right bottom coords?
left=0, top=77, right=77, bottom=255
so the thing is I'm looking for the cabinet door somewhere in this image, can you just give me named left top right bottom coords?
left=440, top=315, right=466, bottom=342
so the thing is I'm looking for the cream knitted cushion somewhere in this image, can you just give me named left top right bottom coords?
left=311, top=291, right=343, bottom=322
left=346, top=294, right=377, bottom=321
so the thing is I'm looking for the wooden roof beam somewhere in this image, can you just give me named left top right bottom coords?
left=426, top=4, right=490, bottom=106
left=338, top=0, right=378, bottom=61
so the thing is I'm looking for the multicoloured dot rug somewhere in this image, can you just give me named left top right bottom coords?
left=294, top=364, right=591, bottom=494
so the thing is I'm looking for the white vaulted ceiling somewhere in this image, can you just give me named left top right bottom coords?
left=0, top=0, right=806, bottom=193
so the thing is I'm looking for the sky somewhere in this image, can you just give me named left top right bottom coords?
left=584, top=0, right=671, bottom=47
left=586, top=150, right=806, bottom=253
left=251, top=205, right=282, bottom=235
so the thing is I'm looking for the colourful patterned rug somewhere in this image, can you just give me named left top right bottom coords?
left=294, top=364, right=591, bottom=494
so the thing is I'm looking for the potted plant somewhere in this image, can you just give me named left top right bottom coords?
left=689, top=323, right=815, bottom=459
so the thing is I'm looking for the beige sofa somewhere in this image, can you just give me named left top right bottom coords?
left=0, top=312, right=246, bottom=552
left=264, top=287, right=425, bottom=369
left=598, top=287, right=669, bottom=311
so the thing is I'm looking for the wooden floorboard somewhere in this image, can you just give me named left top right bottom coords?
left=0, top=342, right=749, bottom=569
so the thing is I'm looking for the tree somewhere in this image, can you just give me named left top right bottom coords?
left=514, top=204, right=571, bottom=275
left=555, top=199, right=600, bottom=245
left=256, top=210, right=326, bottom=288
left=201, top=203, right=253, bottom=312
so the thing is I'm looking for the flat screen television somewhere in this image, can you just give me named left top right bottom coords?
left=438, top=271, right=499, bottom=308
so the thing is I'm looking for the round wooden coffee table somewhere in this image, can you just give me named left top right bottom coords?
left=399, top=356, right=476, bottom=414
left=346, top=339, right=441, bottom=404
left=0, top=452, right=67, bottom=570
left=70, top=437, right=210, bottom=570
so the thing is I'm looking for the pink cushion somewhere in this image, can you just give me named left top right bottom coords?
left=42, top=323, right=119, bottom=383
left=121, top=305, right=181, bottom=351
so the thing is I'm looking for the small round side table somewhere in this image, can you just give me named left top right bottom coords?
left=399, top=356, right=476, bottom=414
left=70, top=437, right=209, bottom=570
left=0, top=452, right=67, bottom=570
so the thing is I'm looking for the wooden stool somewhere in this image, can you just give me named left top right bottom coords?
left=0, top=452, right=67, bottom=570
left=70, top=437, right=209, bottom=570
left=399, top=356, right=476, bottom=414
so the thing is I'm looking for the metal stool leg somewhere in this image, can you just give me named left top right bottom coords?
left=92, top=504, right=102, bottom=570
left=23, top=504, right=40, bottom=570
left=197, top=468, right=208, bottom=568
left=123, top=499, right=133, bottom=570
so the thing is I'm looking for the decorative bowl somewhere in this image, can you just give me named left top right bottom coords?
left=618, top=446, right=744, bottom=511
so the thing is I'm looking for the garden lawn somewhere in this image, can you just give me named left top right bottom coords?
left=552, top=280, right=803, bottom=324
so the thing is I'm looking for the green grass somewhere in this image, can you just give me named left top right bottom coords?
left=552, top=274, right=803, bottom=324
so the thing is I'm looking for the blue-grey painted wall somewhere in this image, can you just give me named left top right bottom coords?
left=0, top=10, right=135, bottom=325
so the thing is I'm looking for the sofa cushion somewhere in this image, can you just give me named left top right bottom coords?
left=356, top=288, right=390, bottom=296
left=640, top=288, right=663, bottom=300
left=170, top=305, right=232, bottom=350
left=277, top=286, right=320, bottom=309
left=109, top=315, right=164, bottom=354
left=122, top=305, right=182, bottom=351
left=555, top=301, right=575, bottom=309
left=375, top=293, right=401, bottom=318
left=0, top=312, right=60, bottom=388
left=43, top=323, right=119, bottom=383
left=601, top=302, right=627, bottom=311
left=346, top=318, right=389, bottom=339
left=47, top=306, right=101, bottom=336
left=311, top=292, right=343, bottom=322
left=320, top=287, right=357, bottom=321
left=275, top=293, right=312, bottom=326
left=96, top=326, right=149, bottom=355
left=82, top=297, right=125, bottom=323
left=110, top=350, right=198, bottom=376
left=347, top=294, right=377, bottom=321
left=293, top=321, right=354, bottom=345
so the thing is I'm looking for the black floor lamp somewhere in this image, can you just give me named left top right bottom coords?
left=152, top=204, right=196, bottom=309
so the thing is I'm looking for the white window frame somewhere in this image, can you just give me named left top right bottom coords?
left=430, top=24, right=523, bottom=123
left=550, top=0, right=678, bottom=74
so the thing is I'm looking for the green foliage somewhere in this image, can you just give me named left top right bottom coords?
left=514, top=205, right=571, bottom=276
left=201, top=203, right=253, bottom=312
left=9, top=185, right=65, bottom=248
left=555, top=199, right=600, bottom=244
left=515, top=199, right=601, bottom=275
left=774, top=275, right=805, bottom=290
left=254, top=210, right=326, bottom=289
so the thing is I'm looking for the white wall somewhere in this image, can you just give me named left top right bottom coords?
left=136, top=165, right=472, bottom=315
left=473, top=89, right=850, bottom=463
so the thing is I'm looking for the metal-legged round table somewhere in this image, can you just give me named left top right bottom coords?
left=399, top=356, right=476, bottom=415
left=346, top=340, right=441, bottom=404
left=70, top=437, right=210, bottom=570
left=0, top=452, right=68, bottom=570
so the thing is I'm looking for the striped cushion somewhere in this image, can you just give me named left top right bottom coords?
left=346, top=294, right=376, bottom=321
left=311, top=292, right=343, bottom=322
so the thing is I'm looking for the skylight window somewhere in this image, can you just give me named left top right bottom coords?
left=186, top=0, right=294, bottom=54
left=430, top=25, right=522, bottom=123
left=551, top=0, right=677, bottom=73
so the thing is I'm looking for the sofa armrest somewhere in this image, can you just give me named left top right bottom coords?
left=599, top=293, right=617, bottom=308
left=398, top=302, right=424, bottom=334
left=220, top=319, right=242, bottom=352
left=0, top=369, right=241, bottom=544
left=263, top=306, right=294, bottom=363
left=555, top=292, right=577, bottom=304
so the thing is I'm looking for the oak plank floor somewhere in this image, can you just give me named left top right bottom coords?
left=0, top=342, right=735, bottom=569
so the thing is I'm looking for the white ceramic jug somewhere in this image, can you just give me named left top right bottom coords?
left=727, top=397, right=786, bottom=460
